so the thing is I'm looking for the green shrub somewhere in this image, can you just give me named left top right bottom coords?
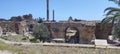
left=29, top=38, right=39, bottom=43
left=33, top=23, right=50, bottom=42
left=22, top=37, right=27, bottom=40
left=1, top=35, right=29, bottom=42
left=1, top=36, right=8, bottom=40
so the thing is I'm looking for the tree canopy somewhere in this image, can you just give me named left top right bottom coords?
left=109, top=0, right=120, bottom=6
left=101, top=0, right=120, bottom=39
left=33, top=23, right=50, bottom=42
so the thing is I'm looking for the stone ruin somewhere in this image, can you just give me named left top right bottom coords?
left=0, top=15, right=112, bottom=44
left=0, top=0, right=113, bottom=44
left=44, top=17, right=112, bottom=44
left=0, top=14, right=35, bottom=35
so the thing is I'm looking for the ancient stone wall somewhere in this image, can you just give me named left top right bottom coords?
left=95, top=23, right=112, bottom=39
left=0, top=20, right=35, bottom=34
left=0, top=14, right=35, bottom=34
left=0, top=21, right=21, bottom=34
left=0, top=21, right=16, bottom=32
left=0, top=17, right=112, bottom=44
left=44, top=21, right=96, bottom=44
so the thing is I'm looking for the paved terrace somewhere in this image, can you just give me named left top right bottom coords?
left=0, top=38, right=120, bottom=49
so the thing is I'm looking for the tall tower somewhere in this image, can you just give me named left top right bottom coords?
left=46, top=0, right=49, bottom=21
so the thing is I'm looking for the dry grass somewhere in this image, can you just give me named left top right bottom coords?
left=0, top=40, right=120, bottom=54
left=1, top=35, right=29, bottom=42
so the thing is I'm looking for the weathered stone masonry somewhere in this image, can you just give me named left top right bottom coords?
left=44, top=21, right=97, bottom=43
left=0, top=17, right=112, bottom=44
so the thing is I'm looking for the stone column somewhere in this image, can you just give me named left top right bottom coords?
left=46, top=0, right=49, bottom=21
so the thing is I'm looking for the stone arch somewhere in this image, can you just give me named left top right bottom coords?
left=28, top=24, right=34, bottom=31
left=65, top=26, right=79, bottom=43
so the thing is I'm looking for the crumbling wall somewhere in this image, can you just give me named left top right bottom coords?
left=95, top=23, right=112, bottom=39
left=0, top=14, right=35, bottom=34
left=44, top=22, right=96, bottom=44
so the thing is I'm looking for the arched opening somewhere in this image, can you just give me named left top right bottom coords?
left=65, top=27, right=79, bottom=43
left=15, top=23, right=19, bottom=34
left=28, top=24, right=33, bottom=31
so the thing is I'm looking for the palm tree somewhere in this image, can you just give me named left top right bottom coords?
left=101, top=12, right=120, bottom=27
left=114, top=20, right=120, bottom=38
left=102, top=0, right=120, bottom=28
left=101, top=0, right=120, bottom=39
left=109, top=0, right=120, bottom=6
left=101, top=13, right=120, bottom=37
left=104, top=7, right=120, bottom=16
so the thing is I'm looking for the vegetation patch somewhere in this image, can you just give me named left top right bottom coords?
left=1, top=35, right=29, bottom=42
left=29, top=38, right=40, bottom=43
left=0, top=41, right=9, bottom=50
left=33, top=23, right=50, bottom=42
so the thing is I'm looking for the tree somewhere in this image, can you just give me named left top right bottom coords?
left=38, top=17, right=43, bottom=23
left=109, top=0, right=120, bottom=6
left=33, top=23, right=50, bottom=42
left=101, top=13, right=120, bottom=28
left=102, top=0, right=120, bottom=24
left=114, top=22, right=120, bottom=38
left=35, top=17, right=44, bottom=23
left=102, top=1, right=120, bottom=27
left=101, top=0, right=120, bottom=39
left=104, top=7, right=120, bottom=16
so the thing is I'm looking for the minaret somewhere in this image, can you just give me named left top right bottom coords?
left=53, top=10, right=55, bottom=22
left=46, top=0, right=49, bottom=21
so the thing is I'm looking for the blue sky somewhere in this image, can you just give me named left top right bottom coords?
left=0, top=0, right=118, bottom=21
